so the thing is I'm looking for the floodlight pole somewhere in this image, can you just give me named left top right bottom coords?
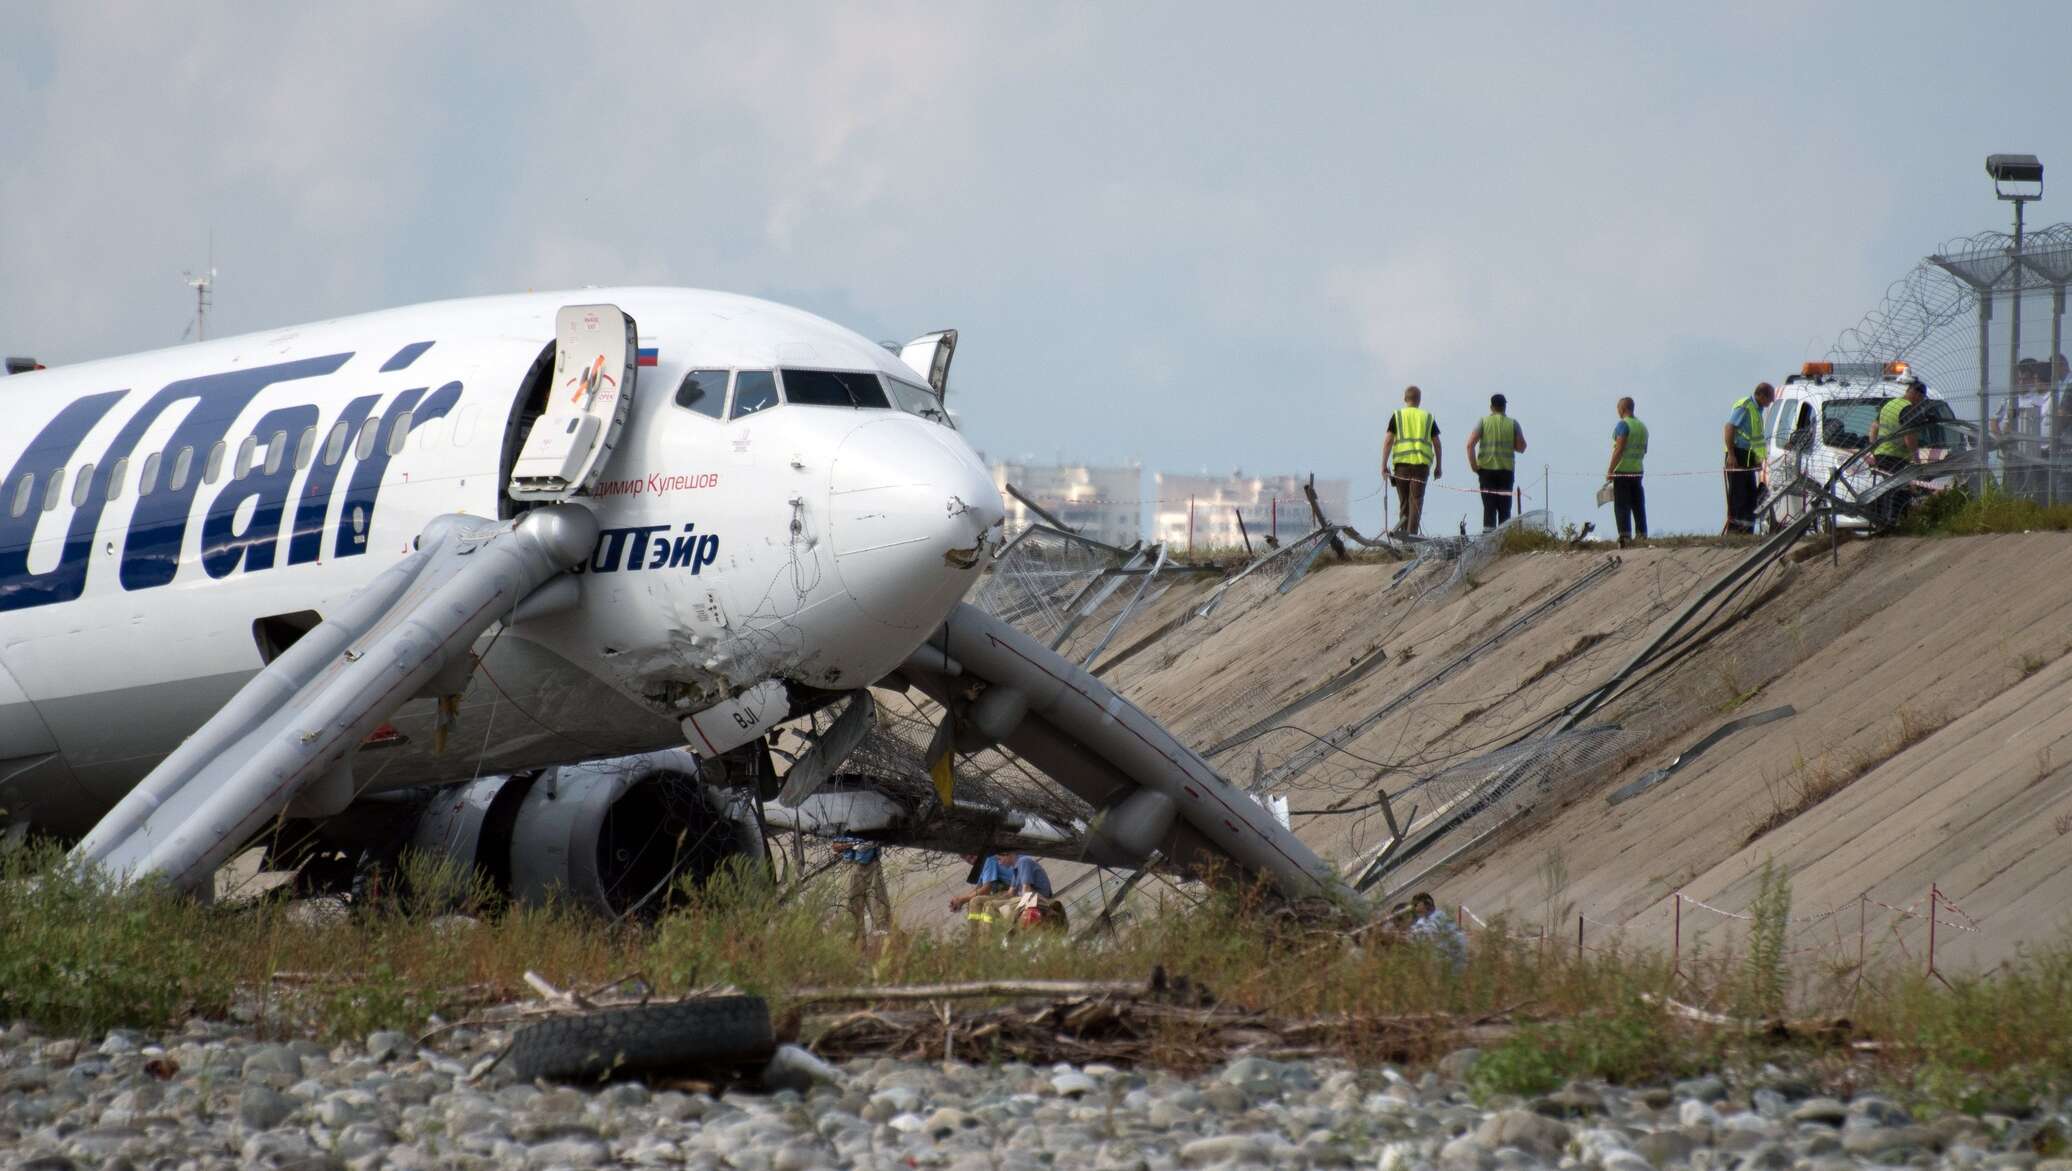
left=2009, top=196, right=2026, bottom=454
left=1988, top=153, right=2044, bottom=498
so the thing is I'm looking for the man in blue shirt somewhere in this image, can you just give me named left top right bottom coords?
left=1722, top=382, right=1775, bottom=534
left=1406, top=892, right=1467, bottom=971
left=1002, top=853, right=1053, bottom=899
left=835, top=836, right=892, bottom=937
left=948, top=853, right=1009, bottom=913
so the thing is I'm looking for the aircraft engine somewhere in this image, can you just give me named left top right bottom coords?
left=409, top=750, right=764, bottom=918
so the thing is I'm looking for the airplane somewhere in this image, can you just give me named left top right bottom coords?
left=1, top=287, right=1349, bottom=918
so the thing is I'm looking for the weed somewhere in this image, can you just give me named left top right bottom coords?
left=1901, top=485, right=2072, bottom=537
left=1746, top=709, right=1951, bottom=845
left=1468, top=1027, right=1563, bottom=1097
left=1499, top=525, right=1563, bottom=556
left=0, top=844, right=230, bottom=1034
left=2055, top=812, right=2072, bottom=837
left=1538, top=849, right=1573, bottom=948
left=1736, top=861, right=1791, bottom=1019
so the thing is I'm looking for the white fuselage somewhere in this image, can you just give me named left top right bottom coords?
left=0, top=288, right=1001, bottom=832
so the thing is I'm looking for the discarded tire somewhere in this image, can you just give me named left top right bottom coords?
left=505, top=996, right=775, bottom=1082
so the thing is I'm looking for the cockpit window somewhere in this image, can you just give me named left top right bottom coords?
left=885, top=377, right=951, bottom=425
left=730, top=370, right=780, bottom=419
left=779, top=369, right=890, bottom=409
left=675, top=369, right=729, bottom=419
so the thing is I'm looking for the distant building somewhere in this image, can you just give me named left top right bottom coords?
left=1151, top=472, right=1349, bottom=553
left=988, top=461, right=1144, bottom=548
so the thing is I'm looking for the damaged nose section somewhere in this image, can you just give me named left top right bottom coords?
left=829, top=419, right=1004, bottom=630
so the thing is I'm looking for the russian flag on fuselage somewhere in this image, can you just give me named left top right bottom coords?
left=636, top=342, right=659, bottom=367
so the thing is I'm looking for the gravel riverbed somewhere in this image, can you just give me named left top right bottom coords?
left=1, top=1020, right=2068, bottom=1170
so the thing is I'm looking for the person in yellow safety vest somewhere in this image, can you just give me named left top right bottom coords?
left=1606, top=397, right=1648, bottom=548
left=1383, top=385, right=1441, bottom=536
left=1465, top=393, right=1527, bottom=531
left=1722, top=381, right=1776, bottom=534
left=1868, top=377, right=1928, bottom=473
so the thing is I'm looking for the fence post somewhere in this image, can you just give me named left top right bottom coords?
left=1926, top=882, right=1938, bottom=978
left=1271, top=497, right=1278, bottom=543
left=1187, top=496, right=1195, bottom=555
left=1576, top=914, right=1584, bottom=962
left=1671, top=893, right=1681, bottom=978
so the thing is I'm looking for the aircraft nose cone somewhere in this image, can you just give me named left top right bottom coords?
left=828, top=418, right=1004, bottom=630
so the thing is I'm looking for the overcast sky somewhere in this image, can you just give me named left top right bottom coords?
left=4, top=4, right=2067, bottom=534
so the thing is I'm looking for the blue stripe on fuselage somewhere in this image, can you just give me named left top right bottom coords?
left=0, top=350, right=474, bottom=613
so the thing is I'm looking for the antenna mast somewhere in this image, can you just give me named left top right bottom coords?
left=183, top=235, right=216, bottom=342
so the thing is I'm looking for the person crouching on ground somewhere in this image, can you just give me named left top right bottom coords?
left=1406, top=892, right=1467, bottom=971
left=948, top=853, right=1010, bottom=921
left=997, top=852, right=1069, bottom=932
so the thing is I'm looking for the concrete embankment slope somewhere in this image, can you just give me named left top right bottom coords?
left=1101, top=534, right=2072, bottom=969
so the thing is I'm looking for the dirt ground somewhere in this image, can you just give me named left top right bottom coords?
left=877, top=533, right=2072, bottom=970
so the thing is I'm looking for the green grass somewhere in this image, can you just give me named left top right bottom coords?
left=6, top=845, right=2072, bottom=1107
left=1901, top=485, right=2072, bottom=536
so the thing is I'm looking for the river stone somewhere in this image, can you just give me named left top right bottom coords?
left=1437, top=1049, right=1482, bottom=1082
left=1536, top=1085, right=1603, bottom=1118
left=1633, top=1129, right=1698, bottom=1166
left=1051, top=1071, right=1097, bottom=1098
left=1849, top=1096, right=1912, bottom=1127
left=526, top=1136, right=610, bottom=1169
left=1791, top=1098, right=1849, bottom=1125
left=335, top=1122, right=398, bottom=1160
left=1179, top=1134, right=1277, bottom=1164
left=921, top=1107, right=977, bottom=1137
left=1673, top=1076, right=1727, bottom=1103
left=1473, top=1110, right=1571, bottom=1158
left=1841, top=1124, right=1935, bottom=1157
left=239, top=1085, right=295, bottom=1130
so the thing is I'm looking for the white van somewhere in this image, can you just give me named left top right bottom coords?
left=1760, top=362, right=1966, bottom=529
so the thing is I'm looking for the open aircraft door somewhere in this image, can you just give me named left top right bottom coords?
left=897, top=329, right=957, bottom=396
left=508, top=304, right=639, bottom=502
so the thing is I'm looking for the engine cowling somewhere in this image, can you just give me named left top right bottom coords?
left=411, top=750, right=764, bottom=917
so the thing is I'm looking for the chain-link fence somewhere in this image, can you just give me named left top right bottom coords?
left=1829, top=222, right=2072, bottom=507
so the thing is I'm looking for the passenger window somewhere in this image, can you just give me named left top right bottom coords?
left=72, top=463, right=95, bottom=508
left=9, top=473, right=32, bottom=518
left=139, top=452, right=161, bottom=496
left=386, top=411, right=413, bottom=456
left=203, top=440, right=226, bottom=485
left=42, top=470, right=62, bottom=512
left=730, top=371, right=779, bottom=419
left=105, top=457, right=127, bottom=502
left=168, top=447, right=193, bottom=492
left=324, top=421, right=350, bottom=465
left=266, top=430, right=288, bottom=475
left=294, top=426, right=317, bottom=470
left=675, top=369, right=730, bottom=419
left=780, top=369, right=891, bottom=409
left=355, top=418, right=380, bottom=461
left=234, top=436, right=258, bottom=480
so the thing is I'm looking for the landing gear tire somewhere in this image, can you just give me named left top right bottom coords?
left=503, top=996, right=776, bottom=1082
